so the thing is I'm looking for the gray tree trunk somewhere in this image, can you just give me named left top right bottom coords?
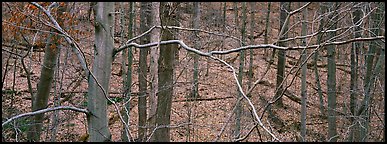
left=152, top=2, right=178, bottom=141
left=120, top=3, right=127, bottom=79
left=327, top=2, right=338, bottom=142
left=264, top=2, right=271, bottom=54
left=220, top=2, right=227, bottom=60
left=300, top=2, right=308, bottom=141
left=349, top=3, right=362, bottom=142
left=87, top=2, right=114, bottom=142
left=358, top=3, right=384, bottom=141
left=27, top=4, right=65, bottom=142
left=248, top=2, right=255, bottom=94
left=314, top=3, right=326, bottom=117
left=148, top=2, right=161, bottom=137
left=138, top=2, right=151, bottom=141
left=191, top=2, right=200, bottom=99
left=234, top=2, right=247, bottom=139
left=275, top=2, right=290, bottom=108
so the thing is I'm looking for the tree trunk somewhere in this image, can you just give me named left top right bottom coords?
left=191, top=2, right=200, bottom=98
left=27, top=4, right=66, bottom=141
left=120, top=3, right=127, bottom=80
left=138, top=2, right=151, bottom=141
left=349, top=3, right=362, bottom=142
left=152, top=2, right=178, bottom=141
left=248, top=2, right=255, bottom=94
left=327, top=2, right=338, bottom=142
left=264, top=2, right=271, bottom=55
left=314, top=3, right=326, bottom=117
left=121, top=2, right=135, bottom=142
left=300, top=2, right=308, bottom=141
left=234, top=2, right=247, bottom=139
left=358, top=3, right=383, bottom=141
left=148, top=2, right=161, bottom=137
left=275, top=2, right=290, bottom=108
left=220, top=2, right=227, bottom=60
left=87, top=2, right=114, bottom=142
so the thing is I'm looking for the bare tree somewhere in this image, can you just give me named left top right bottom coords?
left=275, top=2, right=291, bottom=108
left=191, top=2, right=200, bottom=99
left=138, top=2, right=151, bottom=141
left=27, top=3, right=66, bottom=141
left=87, top=2, right=114, bottom=142
left=152, top=2, right=179, bottom=142
left=148, top=2, right=161, bottom=139
left=349, top=2, right=362, bottom=142
left=326, top=2, right=338, bottom=142
left=121, top=2, right=135, bottom=142
left=300, top=2, right=308, bottom=141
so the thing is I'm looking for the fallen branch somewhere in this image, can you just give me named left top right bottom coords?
left=172, top=96, right=234, bottom=102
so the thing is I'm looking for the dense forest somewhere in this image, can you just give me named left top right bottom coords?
left=1, top=2, right=385, bottom=142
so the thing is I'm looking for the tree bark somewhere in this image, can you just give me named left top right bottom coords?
left=300, top=2, right=308, bottom=141
left=234, top=2, right=247, bottom=139
left=349, top=2, right=362, bottom=142
left=275, top=2, right=290, bottom=108
left=87, top=2, right=114, bottom=142
left=148, top=2, right=161, bottom=138
left=138, top=2, right=151, bottom=141
left=314, top=3, right=326, bottom=117
left=359, top=3, right=383, bottom=141
left=27, top=3, right=66, bottom=141
left=248, top=2, right=256, bottom=95
left=327, top=2, right=338, bottom=142
left=264, top=2, right=271, bottom=54
left=191, top=2, right=200, bottom=98
left=121, top=2, right=135, bottom=142
left=152, top=2, right=178, bottom=142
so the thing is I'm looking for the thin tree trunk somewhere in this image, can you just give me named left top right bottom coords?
left=120, top=3, right=127, bottom=78
left=359, top=3, right=383, bottom=141
left=148, top=2, right=161, bottom=137
left=234, top=2, right=247, bottom=139
left=264, top=2, right=271, bottom=55
left=314, top=3, right=326, bottom=117
left=27, top=4, right=65, bottom=141
left=220, top=2, right=227, bottom=60
left=191, top=2, right=200, bottom=98
left=349, top=2, right=362, bottom=142
left=275, top=2, right=290, bottom=108
left=122, top=2, right=135, bottom=142
left=50, top=4, right=71, bottom=141
left=327, top=2, right=338, bottom=142
left=233, top=2, right=238, bottom=34
left=87, top=2, right=114, bottom=142
left=138, top=2, right=151, bottom=142
left=248, top=2, right=255, bottom=95
left=300, top=2, right=308, bottom=141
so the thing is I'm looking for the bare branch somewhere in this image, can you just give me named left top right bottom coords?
left=156, top=25, right=243, bottom=44
left=2, top=106, right=88, bottom=127
left=210, top=56, right=281, bottom=141
left=146, top=123, right=192, bottom=142
left=115, top=36, right=384, bottom=57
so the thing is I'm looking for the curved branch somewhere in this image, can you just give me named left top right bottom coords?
left=115, top=36, right=384, bottom=57
left=2, top=106, right=88, bottom=127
